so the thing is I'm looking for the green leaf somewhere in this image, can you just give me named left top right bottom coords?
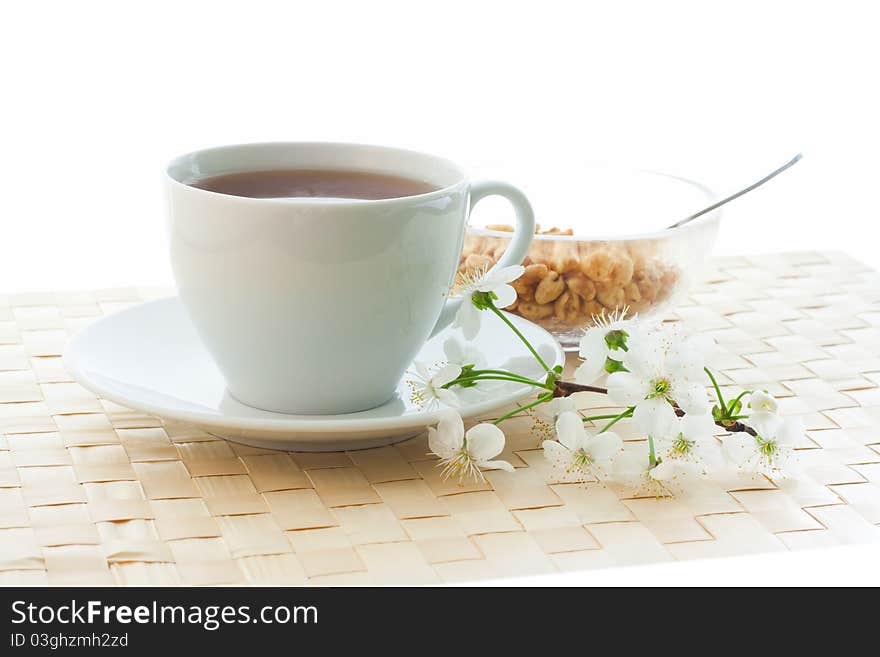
left=711, top=404, right=724, bottom=422
left=452, top=364, right=479, bottom=388
left=604, top=357, right=627, bottom=374
left=552, top=364, right=563, bottom=374
left=727, top=398, right=742, bottom=416
left=604, top=329, right=629, bottom=352
left=470, top=290, right=495, bottom=311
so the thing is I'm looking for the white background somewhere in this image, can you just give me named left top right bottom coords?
left=3, top=1, right=878, bottom=585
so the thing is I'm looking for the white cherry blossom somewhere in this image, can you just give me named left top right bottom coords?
left=542, top=411, right=622, bottom=480
left=407, top=362, right=461, bottom=409
left=723, top=414, right=803, bottom=476
left=428, top=410, right=514, bottom=482
left=526, top=394, right=579, bottom=443
left=744, top=390, right=780, bottom=428
left=453, top=264, right=524, bottom=339
left=606, top=325, right=712, bottom=436
left=574, top=309, right=641, bottom=384
left=654, top=411, right=724, bottom=475
left=442, top=336, right=487, bottom=370
left=612, top=450, right=680, bottom=495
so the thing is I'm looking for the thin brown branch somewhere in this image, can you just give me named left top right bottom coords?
left=719, top=420, right=758, bottom=437
left=553, top=380, right=608, bottom=397
left=554, top=379, right=758, bottom=436
left=673, top=402, right=757, bottom=436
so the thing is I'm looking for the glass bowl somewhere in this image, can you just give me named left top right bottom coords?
left=458, top=168, right=721, bottom=350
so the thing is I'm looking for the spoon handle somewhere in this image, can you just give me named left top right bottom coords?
left=667, top=153, right=802, bottom=229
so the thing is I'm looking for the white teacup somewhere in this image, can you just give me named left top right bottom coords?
left=166, top=142, right=534, bottom=414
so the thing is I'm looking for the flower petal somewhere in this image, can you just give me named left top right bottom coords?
left=694, top=440, right=726, bottom=472
left=442, top=337, right=464, bottom=364
left=587, top=431, right=623, bottom=462
left=413, top=361, right=431, bottom=381
left=574, top=359, right=606, bottom=386
left=477, top=459, right=515, bottom=472
left=748, top=411, right=782, bottom=439
left=649, top=460, right=677, bottom=481
left=578, top=328, right=607, bottom=360
left=748, top=390, right=778, bottom=414
left=431, top=410, right=464, bottom=451
left=433, top=387, right=460, bottom=408
left=535, top=397, right=578, bottom=422
left=465, top=423, right=506, bottom=460
left=549, top=396, right=577, bottom=417
left=776, top=416, right=803, bottom=447
left=619, top=330, right=663, bottom=378
left=427, top=426, right=455, bottom=460
left=606, top=371, right=646, bottom=406
left=555, top=411, right=587, bottom=452
left=575, top=330, right=608, bottom=384
left=432, top=364, right=462, bottom=388
left=666, top=342, right=705, bottom=382
left=478, top=265, right=525, bottom=289
left=632, top=397, right=676, bottom=436
left=466, top=346, right=488, bottom=369
left=498, top=265, right=526, bottom=283
left=612, top=451, right=648, bottom=483
left=492, top=283, right=518, bottom=309
left=721, top=433, right=756, bottom=468
left=542, top=439, right=572, bottom=466
left=454, top=300, right=482, bottom=340
left=677, top=383, right=710, bottom=415
left=679, top=411, right=716, bottom=442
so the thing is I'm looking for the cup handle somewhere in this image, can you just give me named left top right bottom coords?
left=430, top=180, right=535, bottom=337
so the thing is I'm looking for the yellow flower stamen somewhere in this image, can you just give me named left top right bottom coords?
left=437, top=449, right=485, bottom=484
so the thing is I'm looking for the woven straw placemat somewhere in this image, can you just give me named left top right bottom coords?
left=1, top=251, right=879, bottom=585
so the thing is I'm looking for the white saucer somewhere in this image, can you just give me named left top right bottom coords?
left=65, top=297, right=564, bottom=451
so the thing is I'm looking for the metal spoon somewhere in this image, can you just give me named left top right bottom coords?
left=667, top=153, right=802, bottom=229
